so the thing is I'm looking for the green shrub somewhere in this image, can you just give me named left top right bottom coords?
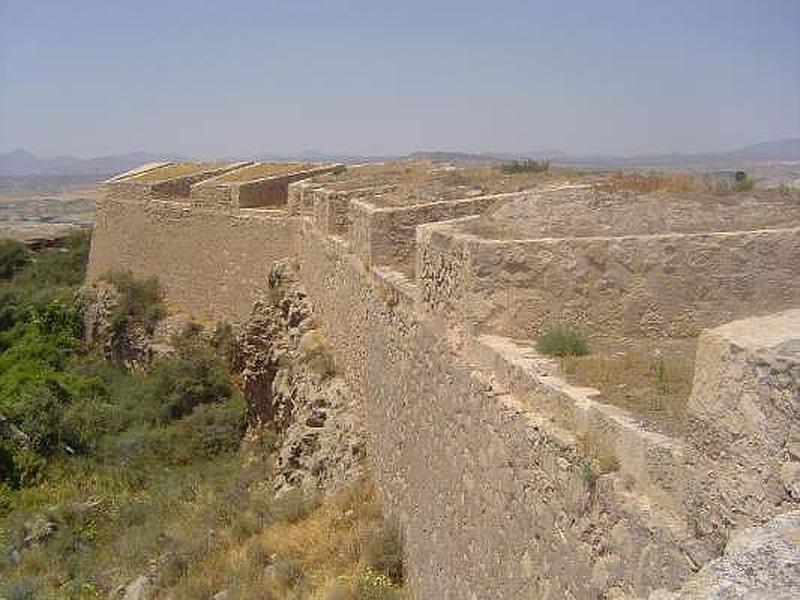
left=10, top=229, right=91, bottom=290
left=536, top=324, right=590, bottom=357
left=0, top=239, right=31, bottom=279
left=734, top=175, right=756, bottom=192
left=1, top=577, right=38, bottom=600
left=151, top=348, right=234, bottom=419
left=0, top=231, right=89, bottom=334
left=499, top=159, right=550, bottom=174
left=9, top=384, right=70, bottom=455
left=99, top=269, right=166, bottom=336
left=0, top=444, right=46, bottom=488
left=60, top=397, right=120, bottom=452
left=180, top=395, right=246, bottom=459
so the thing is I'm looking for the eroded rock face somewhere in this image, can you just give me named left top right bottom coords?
left=652, top=510, right=800, bottom=599
left=237, top=261, right=366, bottom=496
left=80, top=280, right=198, bottom=370
left=683, top=310, right=800, bottom=552
left=80, top=281, right=152, bottom=370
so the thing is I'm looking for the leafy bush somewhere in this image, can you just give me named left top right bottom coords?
left=10, top=229, right=90, bottom=290
left=179, top=395, right=246, bottom=459
left=536, top=324, right=590, bottom=357
left=0, top=239, right=31, bottom=280
left=1, top=577, right=38, bottom=600
left=499, top=159, right=550, bottom=174
left=151, top=347, right=234, bottom=419
left=0, top=233, right=265, bottom=595
left=355, top=570, right=403, bottom=600
left=99, top=269, right=166, bottom=335
left=734, top=174, right=756, bottom=192
left=325, top=570, right=403, bottom=600
left=0, top=230, right=89, bottom=336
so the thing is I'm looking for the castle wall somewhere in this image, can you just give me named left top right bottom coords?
left=292, top=218, right=697, bottom=599
left=88, top=197, right=289, bottom=320
left=418, top=221, right=800, bottom=339
left=348, top=194, right=503, bottom=276
left=86, top=164, right=800, bottom=597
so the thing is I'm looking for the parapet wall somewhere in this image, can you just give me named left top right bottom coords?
left=87, top=162, right=321, bottom=320
left=88, top=197, right=289, bottom=319
left=291, top=221, right=698, bottom=598
left=290, top=212, right=800, bottom=598
left=418, top=220, right=800, bottom=338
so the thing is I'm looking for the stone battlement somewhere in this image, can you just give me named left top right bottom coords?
left=87, top=161, right=800, bottom=598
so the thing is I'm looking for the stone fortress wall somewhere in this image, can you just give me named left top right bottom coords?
left=88, top=161, right=338, bottom=319
left=88, top=161, right=800, bottom=598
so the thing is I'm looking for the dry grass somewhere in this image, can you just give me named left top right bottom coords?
left=311, top=161, right=584, bottom=207
left=128, top=163, right=229, bottom=183
left=299, top=330, right=336, bottom=380
left=166, top=478, right=408, bottom=600
left=576, top=433, right=620, bottom=484
left=561, top=351, right=694, bottom=434
left=594, top=171, right=707, bottom=193
left=213, top=163, right=318, bottom=183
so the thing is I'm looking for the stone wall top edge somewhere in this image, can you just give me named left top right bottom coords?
left=101, top=195, right=288, bottom=221
left=370, top=265, right=418, bottom=306
left=193, top=163, right=341, bottom=190
left=345, top=189, right=526, bottom=214
left=103, top=163, right=249, bottom=192
left=302, top=217, right=684, bottom=460
left=700, top=308, right=800, bottom=356
left=420, top=222, right=800, bottom=246
left=104, top=162, right=173, bottom=183
left=472, top=334, right=685, bottom=449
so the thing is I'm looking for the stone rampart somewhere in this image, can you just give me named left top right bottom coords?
left=191, top=164, right=342, bottom=210
left=349, top=193, right=505, bottom=276
left=417, top=219, right=800, bottom=339
left=87, top=162, right=800, bottom=597
left=88, top=196, right=289, bottom=320
left=292, top=219, right=698, bottom=598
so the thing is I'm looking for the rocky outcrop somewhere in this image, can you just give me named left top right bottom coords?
left=80, top=280, right=197, bottom=370
left=80, top=281, right=152, bottom=370
left=237, top=262, right=366, bottom=496
left=652, top=510, right=800, bottom=599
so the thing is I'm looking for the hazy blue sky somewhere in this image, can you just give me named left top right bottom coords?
left=1, top=0, right=798, bottom=158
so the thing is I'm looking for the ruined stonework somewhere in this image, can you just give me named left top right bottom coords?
left=87, top=161, right=800, bottom=598
left=235, top=262, right=367, bottom=496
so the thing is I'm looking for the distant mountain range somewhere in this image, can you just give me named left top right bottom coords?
left=414, top=138, right=800, bottom=169
left=2, top=138, right=798, bottom=177
left=0, top=149, right=186, bottom=176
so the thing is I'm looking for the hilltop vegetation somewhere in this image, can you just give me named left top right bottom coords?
left=0, top=232, right=406, bottom=599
